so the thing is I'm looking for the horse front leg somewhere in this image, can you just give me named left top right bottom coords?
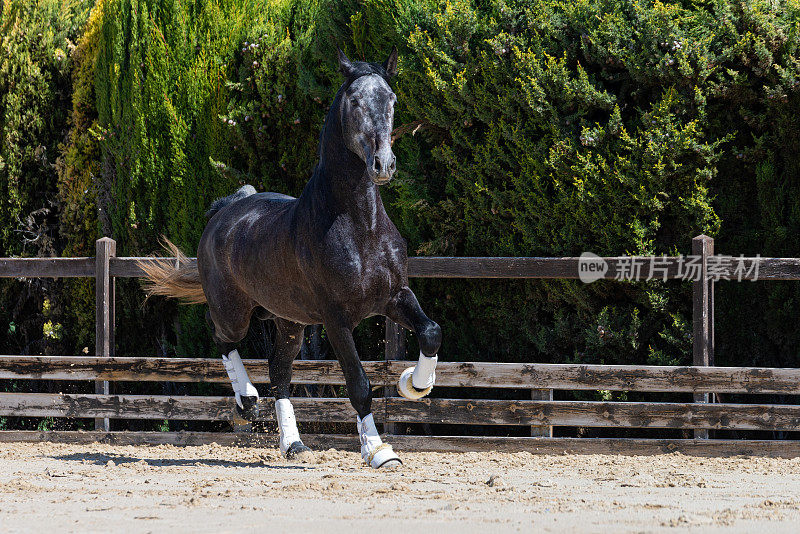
left=385, top=287, right=442, bottom=400
left=324, top=320, right=401, bottom=469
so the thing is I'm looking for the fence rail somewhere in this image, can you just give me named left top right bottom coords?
left=4, top=255, right=800, bottom=281
left=0, top=257, right=95, bottom=277
left=1, top=235, right=800, bottom=452
left=3, top=356, right=800, bottom=394
left=2, top=392, right=799, bottom=431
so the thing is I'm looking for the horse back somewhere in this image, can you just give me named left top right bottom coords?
left=200, top=191, right=297, bottom=253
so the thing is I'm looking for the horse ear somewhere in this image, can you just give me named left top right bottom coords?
left=337, top=47, right=355, bottom=77
left=383, top=46, right=398, bottom=77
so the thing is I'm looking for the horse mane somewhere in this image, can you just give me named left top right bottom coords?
left=205, top=184, right=257, bottom=219
left=339, top=59, right=393, bottom=89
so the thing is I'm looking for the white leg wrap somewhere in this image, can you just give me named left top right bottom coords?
left=397, top=351, right=437, bottom=400
left=412, top=352, right=438, bottom=390
left=275, top=398, right=301, bottom=455
left=357, top=413, right=400, bottom=469
left=221, top=350, right=259, bottom=409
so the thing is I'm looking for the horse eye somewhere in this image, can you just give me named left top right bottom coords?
left=350, top=98, right=359, bottom=107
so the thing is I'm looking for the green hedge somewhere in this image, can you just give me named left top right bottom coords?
left=2, top=0, right=800, bottom=378
left=0, top=0, right=92, bottom=358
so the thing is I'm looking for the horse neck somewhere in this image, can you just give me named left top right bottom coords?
left=301, top=95, right=385, bottom=232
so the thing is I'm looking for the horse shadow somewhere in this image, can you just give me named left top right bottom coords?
left=49, top=452, right=311, bottom=470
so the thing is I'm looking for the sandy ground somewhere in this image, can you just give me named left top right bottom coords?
left=1, top=441, right=800, bottom=533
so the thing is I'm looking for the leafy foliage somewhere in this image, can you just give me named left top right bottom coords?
left=2, top=0, right=800, bottom=388
left=0, top=0, right=91, bottom=356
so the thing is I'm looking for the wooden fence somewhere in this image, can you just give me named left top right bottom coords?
left=2, top=235, right=800, bottom=456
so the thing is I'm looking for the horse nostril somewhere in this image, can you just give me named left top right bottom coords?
left=373, top=156, right=381, bottom=173
left=389, top=157, right=396, bottom=172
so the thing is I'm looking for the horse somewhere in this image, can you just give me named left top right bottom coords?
left=140, top=48, right=441, bottom=469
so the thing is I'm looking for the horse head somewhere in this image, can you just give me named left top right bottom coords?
left=336, top=47, right=398, bottom=185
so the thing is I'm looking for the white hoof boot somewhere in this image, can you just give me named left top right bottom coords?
left=397, top=353, right=437, bottom=400
left=358, top=413, right=401, bottom=469
left=222, top=350, right=260, bottom=421
left=276, top=399, right=312, bottom=460
left=366, top=443, right=401, bottom=469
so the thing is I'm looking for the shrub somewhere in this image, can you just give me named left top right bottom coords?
left=0, top=0, right=91, bottom=355
left=3, top=0, right=800, bottom=383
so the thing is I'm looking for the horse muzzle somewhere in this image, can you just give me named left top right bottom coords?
left=371, top=174, right=393, bottom=186
left=368, top=150, right=396, bottom=185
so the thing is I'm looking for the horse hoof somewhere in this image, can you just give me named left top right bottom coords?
left=285, top=441, right=314, bottom=462
left=397, top=367, right=433, bottom=400
left=234, top=395, right=260, bottom=422
left=365, top=443, right=402, bottom=469
left=377, top=458, right=402, bottom=469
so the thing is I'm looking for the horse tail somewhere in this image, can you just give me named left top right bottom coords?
left=140, top=185, right=257, bottom=304
left=205, top=184, right=257, bottom=219
left=138, top=238, right=206, bottom=305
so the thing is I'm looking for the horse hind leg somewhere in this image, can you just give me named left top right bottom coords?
left=205, top=310, right=260, bottom=421
left=269, top=319, right=313, bottom=460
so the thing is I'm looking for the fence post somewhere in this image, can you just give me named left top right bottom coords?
left=95, top=237, right=115, bottom=432
left=531, top=389, right=553, bottom=437
left=692, top=235, right=713, bottom=440
left=384, top=318, right=406, bottom=435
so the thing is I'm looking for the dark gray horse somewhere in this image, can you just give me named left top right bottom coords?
left=141, top=48, right=441, bottom=469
